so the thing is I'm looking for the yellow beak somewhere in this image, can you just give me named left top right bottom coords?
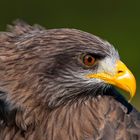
left=86, top=60, right=136, bottom=101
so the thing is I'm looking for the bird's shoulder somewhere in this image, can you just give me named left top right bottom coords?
left=97, top=96, right=140, bottom=140
left=41, top=96, right=140, bottom=140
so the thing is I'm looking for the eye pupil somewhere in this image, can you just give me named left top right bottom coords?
left=87, top=57, right=92, bottom=62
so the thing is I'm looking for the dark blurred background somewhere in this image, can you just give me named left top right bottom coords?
left=0, top=0, right=140, bottom=109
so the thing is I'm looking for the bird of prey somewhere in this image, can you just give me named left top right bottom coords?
left=0, top=21, right=139, bottom=140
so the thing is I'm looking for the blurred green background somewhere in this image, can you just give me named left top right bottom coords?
left=0, top=0, right=139, bottom=109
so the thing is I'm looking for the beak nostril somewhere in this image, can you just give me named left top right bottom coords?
left=118, top=70, right=123, bottom=74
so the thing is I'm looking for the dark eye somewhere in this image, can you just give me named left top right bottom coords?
left=82, top=54, right=95, bottom=67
